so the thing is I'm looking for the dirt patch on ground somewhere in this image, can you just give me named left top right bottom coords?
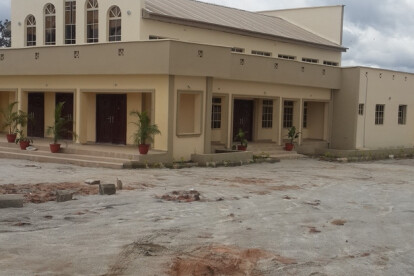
left=105, top=242, right=167, bottom=276
left=157, top=190, right=201, bottom=203
left=269, top=185, right=301, bottom=191
left=169, top=245, right=296, bottom=276
left=0, top=183, right=99, bottom=203
left=331, top=219, right=347, bottom=226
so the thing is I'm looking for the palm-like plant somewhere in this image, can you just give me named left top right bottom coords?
left=0, top=101, right=29, bottom=134
left=46, top=102, right=74, bottom=144
left=130, top=111, right=161, bottom=146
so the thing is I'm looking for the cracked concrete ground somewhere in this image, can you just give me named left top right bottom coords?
left=0, top=158, right=413, bottom=275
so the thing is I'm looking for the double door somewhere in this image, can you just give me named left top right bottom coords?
left=27, top=93, right=45, bottom=138
left=96, top=94, right=126, bottom=145
left=233, top=99, right=254, bottom=141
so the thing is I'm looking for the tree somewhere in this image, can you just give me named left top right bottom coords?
left=0, top=19, right=11, bottom=47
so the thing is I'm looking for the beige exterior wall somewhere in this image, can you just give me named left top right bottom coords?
left=173, top=76, right=206, bottom=160
left=331, top=68, right=360, bottom=149
left=259, top=6, right=344, bottom=46
left=356, top=68, right=414, bottom=149
left=140, top=20, right=342, bottom=65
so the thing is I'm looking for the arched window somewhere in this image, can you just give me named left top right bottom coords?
left=86, top=0, right=99, bottom=43
left=44, top=3, right=56, bottom=45
left=108, top=6, right=121, bottom=41
left=26, top=15, right=36, bottom=46
left=65, top=0, right=76, bottom=44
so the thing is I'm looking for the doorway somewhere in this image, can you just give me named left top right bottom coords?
left=55, top=93, right=74, bottom=140
left=96, top=94, right=127, bottom=144
left=27, top=93, right=45, bottom=138
left=233, top=99, right=254, bottom=141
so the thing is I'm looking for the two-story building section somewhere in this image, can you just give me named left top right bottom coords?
left=0, top=0, right=413, bottom=162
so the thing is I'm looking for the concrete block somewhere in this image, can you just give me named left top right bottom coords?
left=0, top=195, right=24, bottom=208
left=99, top=184, right=116, bottom=195
left=85, top=179, right=100, bottom=185
left=56, top=190, right=74, bottom=202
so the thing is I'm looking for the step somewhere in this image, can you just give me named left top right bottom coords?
left=0, top=141, right=142, bottom=160
left=0, top=147, right=126, bottom=169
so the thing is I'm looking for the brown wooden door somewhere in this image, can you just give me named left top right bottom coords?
left=55, top=93, right=74, bottom=140
left=233, top=99, right=254, bottom=141
left=96, top=94, right=126, bottom=144
left=27, top=93, right=44, bottom=138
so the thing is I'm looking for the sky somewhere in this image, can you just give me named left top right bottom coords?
left=1, top=0, right=413, bottom=73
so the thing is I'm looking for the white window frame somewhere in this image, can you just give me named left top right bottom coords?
left=108, top=6, right=121, bottom=42
left=65, top=0, right=76, bottom=44
left=86, top=0, right=99, bottom=43
left=44, top=3, right=56, bottom=45
left=26, top=15, right=36, bottom=46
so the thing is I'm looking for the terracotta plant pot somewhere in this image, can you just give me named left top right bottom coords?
left=6, top=134, right=17, bottom=143
left=285, top=143, right=294, bottom=151
left=49, top=143, right=61, bottom=153
left=19, top=141, right=30, bottom=150
left=237, top=145, right=247, bottom=151
left=138, top=144, right=150, bottom=155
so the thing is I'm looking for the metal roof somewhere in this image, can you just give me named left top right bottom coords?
left=144, top=0, right=346, bottom=51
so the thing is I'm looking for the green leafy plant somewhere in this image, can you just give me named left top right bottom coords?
left=0, top=101, right=30, bottom=134
left=235, top=128, right=248, bottom=147
left=130, top=111, right=161, bottom=145
left=46, top=102, right=76, bottom=144
left=15, top=129, right=33, bottom=144
left=287, top=126, right=301, bottom=144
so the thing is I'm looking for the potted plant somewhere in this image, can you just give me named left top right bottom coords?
left=46, top=102, right=75, bottom=153
left=0, top=101, right=30, bottom=143
left=15, top=129, right=33, bottom=150
left=235, top=128, right=248, bottom=151
left=130, top=110, right=161, bottom=155
left=285, top=126, right=300, bottom=151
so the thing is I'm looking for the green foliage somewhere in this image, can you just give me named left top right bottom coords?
left=15, top=129, right=32, bottom=144
left=130, top=111, right=161, bottom=145
left=287, top=126, right=300, bottom=144
left=235, top=128, right=248, bottom=147
left=0, top=101, right=30, bottom=134
left=46, top=102, right=76, bottom=144
left=0, top=19, right=11, bottom=47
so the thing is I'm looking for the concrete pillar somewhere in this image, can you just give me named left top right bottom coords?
left=298, top=99, right=304, bottom=146
left=75, top=89, right=87, bottom=144
left=278, top=98, right=283, bottom=146
left=204, top=77, right=213, bottom=154
left=226, top=94, right=233, bottom=148
left=167, top=75, right=175, bottom=160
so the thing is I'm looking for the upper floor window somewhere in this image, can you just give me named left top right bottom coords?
left=278, top=54, right=296, bottom=60
left=231, top=47, right=244, bottom=53
left=86, top=0, right=99, bottom=43
left=65, top=0, right=76, bottom=44
left=252, top=50, right=272, bottom=57
left=323, top=60, right=339, bottom=66
left=26, top=15, right=36, bottom=46
left=108, top=6, right=122, bottom=42
left=302, top=57, right=318, bottom=64
left=44, top=4, right=56, bottom=45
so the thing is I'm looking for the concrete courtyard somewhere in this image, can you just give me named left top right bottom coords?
left=0, top=158, right=413, bottom=275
